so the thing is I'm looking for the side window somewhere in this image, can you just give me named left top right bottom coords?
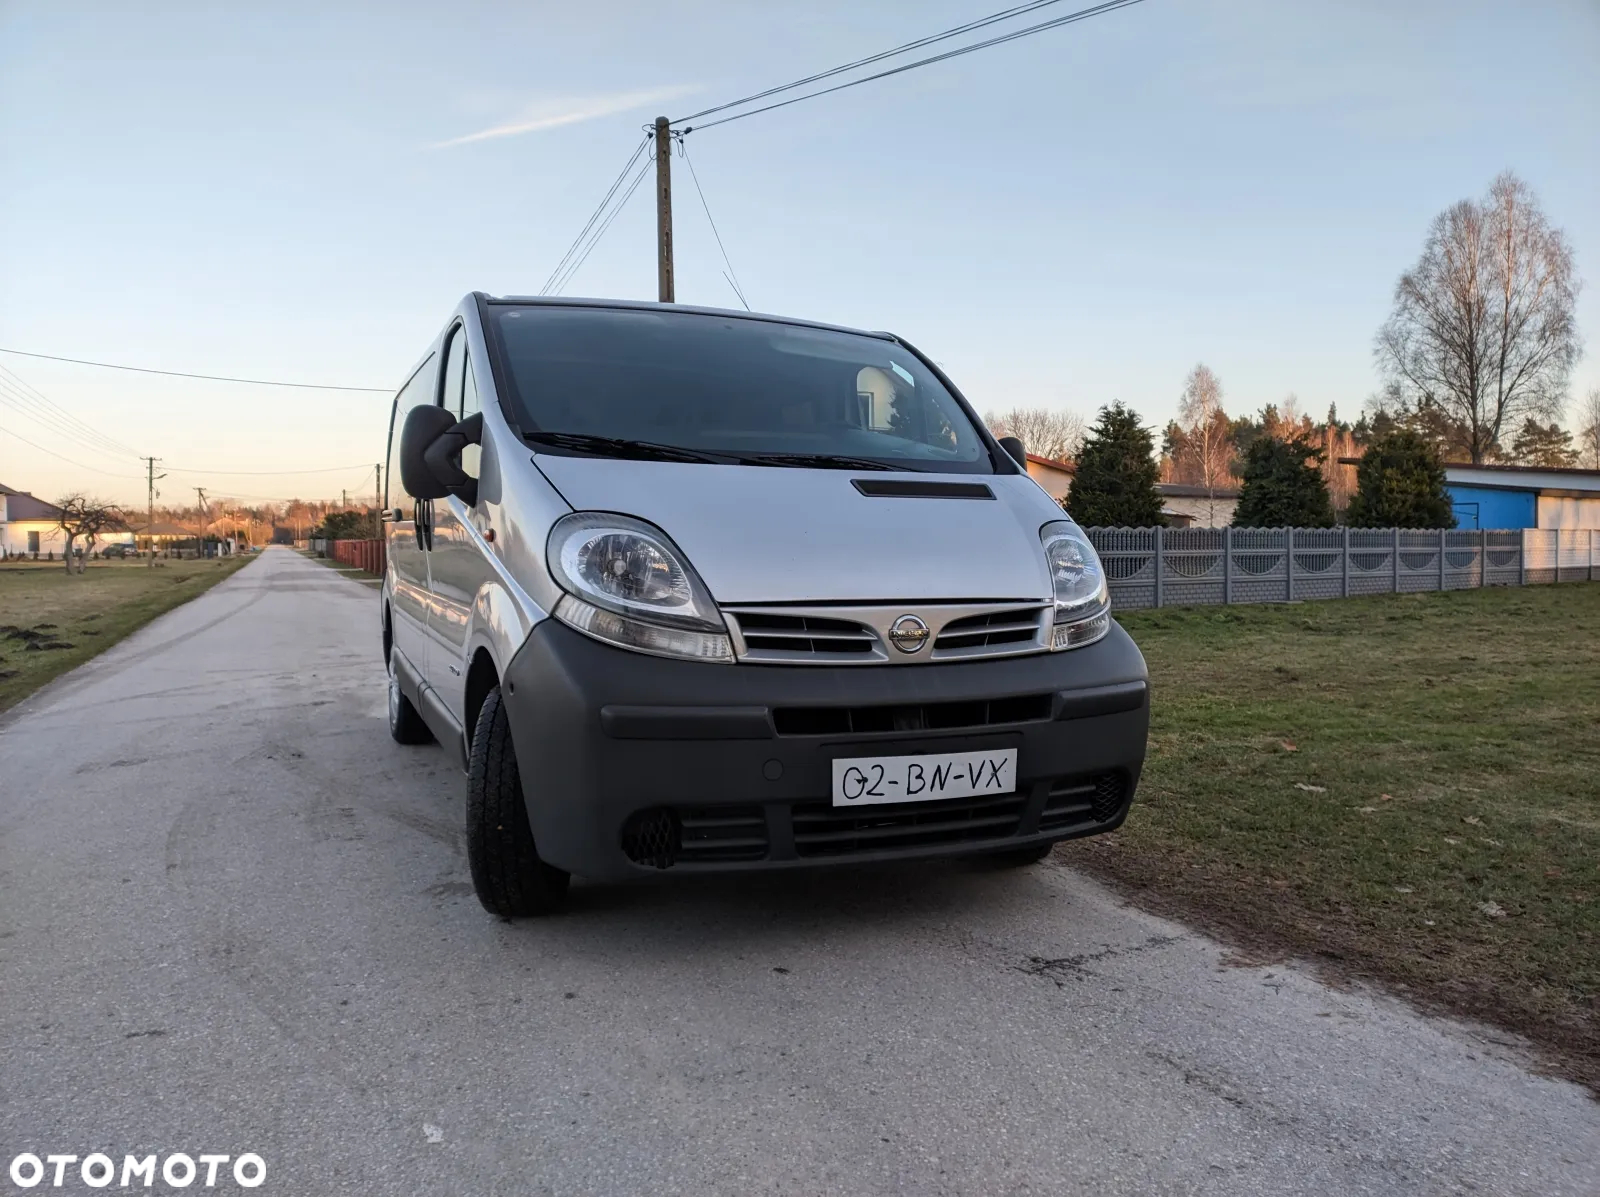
left=460, top=357, right=481, bottom=480
left=385, top=354, right=437, bottom=520
left=440, top=327, right=466, bottom=414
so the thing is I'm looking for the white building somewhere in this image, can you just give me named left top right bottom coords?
left=0, top=484, right=65, bottom=557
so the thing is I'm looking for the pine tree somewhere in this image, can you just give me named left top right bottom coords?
left=1065, top=403, right=1164, bottom=527
left=1346, top=431, right=1454, bottom=528
left=1509, top=418, right=1579, bottom=468
left=1232, top=434, right=1335, bottom=528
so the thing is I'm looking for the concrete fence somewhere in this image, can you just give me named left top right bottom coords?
left=1084, top=527, right=1600, bottom=611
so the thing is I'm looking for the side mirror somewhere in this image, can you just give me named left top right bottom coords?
left=998, top=435, right=1028, bottom=469
left=400, top=407, right=483, bottom=505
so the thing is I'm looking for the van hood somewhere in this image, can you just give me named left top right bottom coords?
left=533, top=457, right=1057, bottom=604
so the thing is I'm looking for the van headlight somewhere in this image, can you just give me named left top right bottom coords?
left=547, top=513, right=733, bottom=663
left=1040, top=521, right=1110, bottom=650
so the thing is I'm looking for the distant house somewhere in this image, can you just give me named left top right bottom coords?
left=1024, top=453, right=1075, bottom=503
left=1158, top=482, right=1242, bottom=528
left=0, top=484, right=64, bottom=557
left=1444, top=463, right=1600, bottom=530
left=129, top=520, right=195, bottom=548
left=1021, top=457, right=1240, bottom=527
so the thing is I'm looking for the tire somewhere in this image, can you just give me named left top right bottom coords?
left=988, top=841, right=1054, bottom=868
left=466, top=685, right=570, bottom=917
left=387, top=648, right=433, bottom=745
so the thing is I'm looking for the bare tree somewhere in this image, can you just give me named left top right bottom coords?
left=55, top=494, right=123, bottom=574
left=1578, top=387, right=1600, bottom=470
left=1376, top=171, right=1581, bottom=463
left=983, top=407, right=1087, bottom=464
left=1176, top=364, right=1234, bottom=525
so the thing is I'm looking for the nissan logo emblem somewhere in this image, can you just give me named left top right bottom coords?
left=888, top=614, right=931, bottom=655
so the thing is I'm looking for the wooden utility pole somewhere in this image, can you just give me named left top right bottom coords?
left=654, top=116, right=674, bottom=303
left=194, top=487, right=209, bottom=559
left=374, top=463, right=383, bottom=538
left=143, top=456, right=163, bottom=566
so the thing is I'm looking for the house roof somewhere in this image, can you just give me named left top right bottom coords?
left=1025, top=453, right=1075, bottom=472
left=1157, top=482, right=1242, bottom=500
left=1442, top=461, right=1600, bottom=478
left=0, top=485, right=64, bottom=523
left=130, top=521, right=197, bottom=537
left=1444, top=463, right=1600, bottom=498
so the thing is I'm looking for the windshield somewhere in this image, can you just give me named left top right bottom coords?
left=488, top=306, right=995, bottom=473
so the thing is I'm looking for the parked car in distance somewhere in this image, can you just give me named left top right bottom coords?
left=98, top=544, right=131, bottom=559
left=382, top=294, right=1150, bottom=916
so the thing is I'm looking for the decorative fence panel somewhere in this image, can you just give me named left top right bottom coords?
left=1085, top=527, right=1598, bottom=611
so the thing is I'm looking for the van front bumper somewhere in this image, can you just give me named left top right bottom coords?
left=501, top=618, right=1149, bottom=882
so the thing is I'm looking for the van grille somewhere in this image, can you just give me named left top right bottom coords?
left=618, top=772, right=1128, bottom=869
left=791, top=792, right=1028, bottom=857
left=724, top=603, right=1050, bottom=665
left=772, top=693, right=1052, bottom=736
left=731, top=612, right=878, bottom=659
left=932, top=607, right=1046, bottom=656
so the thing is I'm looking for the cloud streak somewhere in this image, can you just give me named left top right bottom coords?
left=431, top=85, right=699, bottom=149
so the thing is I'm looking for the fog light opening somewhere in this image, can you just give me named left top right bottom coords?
left=620, top=808, right=682, bottom=869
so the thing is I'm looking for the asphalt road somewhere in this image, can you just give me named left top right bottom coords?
left=2, top=547, right=1596, bottom=1196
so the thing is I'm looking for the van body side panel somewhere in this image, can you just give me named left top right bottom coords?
left=385, top=354, right=440, bottom=676
left=423, top=297, right=570, bottom=728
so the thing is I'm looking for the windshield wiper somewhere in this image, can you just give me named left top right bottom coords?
left=524, top=431, right=730, bottom=465
left=735, top=452, right=897, bottom=472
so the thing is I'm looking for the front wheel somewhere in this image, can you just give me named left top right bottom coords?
left=466, top=685, right=570, bottom=917
left=387, top=648, right=432, bottom=745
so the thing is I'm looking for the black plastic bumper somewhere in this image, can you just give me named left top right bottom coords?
left=501, top=618, right=1149, bottom=881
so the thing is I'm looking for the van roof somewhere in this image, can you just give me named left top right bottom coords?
left=482, top=295, right=897, bottom=342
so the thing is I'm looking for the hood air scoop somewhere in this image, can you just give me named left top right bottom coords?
left=850, top=479, right=995, bottom=499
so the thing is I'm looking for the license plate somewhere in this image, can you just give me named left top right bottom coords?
left=831, top=748, right=1018, bottom=807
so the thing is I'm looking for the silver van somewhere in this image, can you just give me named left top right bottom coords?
left=383, top=294, right=1149, bottom=916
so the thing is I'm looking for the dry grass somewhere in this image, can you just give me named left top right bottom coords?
left=1076, top=582, right=1600, bottom=1093
left=0, top=556, right=252, bottom=714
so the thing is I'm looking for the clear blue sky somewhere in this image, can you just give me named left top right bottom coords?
left=2, top=0, right=1597, bottom=507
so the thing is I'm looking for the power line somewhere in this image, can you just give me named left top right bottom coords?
left=0, top=423, right=145, bottom=479
left=679, top=139, right=750, bottom=310
left=0, top=370, right=143, bottom=462
left=547, top=144, right=652, bottom=295
left=161, top=462, right=374, bottom=476
left=554, top=154, right=653, bottom=294
left=0, top=347, right=392, bottom=393
left=0, top=363, right=142, bottom=457
left=540, top=136, right=652, bottom=295
left=549, top=150, right=654, bottom=295
left=682, top=0, right=1147, bottom=133
left=675, top=0, right=1075, bottom=125
left=0, top=380, right=141, bottom=465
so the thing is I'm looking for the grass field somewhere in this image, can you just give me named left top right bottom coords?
left=1083, top=582, right=1600, bottom=1092
left=0, top=556, right=253, bottom=714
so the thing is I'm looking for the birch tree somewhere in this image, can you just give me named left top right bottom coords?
left=1176, top=364, right=1233, bottom=525
left=1376, top=172, right=1581, bottom=463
